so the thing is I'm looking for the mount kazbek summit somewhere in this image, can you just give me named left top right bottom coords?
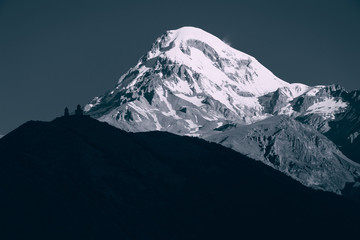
left=85, top=26, right=360, bottom=194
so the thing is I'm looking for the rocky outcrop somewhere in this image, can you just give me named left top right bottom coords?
left=205, top=116, right=360, bottom=194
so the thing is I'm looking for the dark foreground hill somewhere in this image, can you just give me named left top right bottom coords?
left=0, top=116, right=359, bottom=239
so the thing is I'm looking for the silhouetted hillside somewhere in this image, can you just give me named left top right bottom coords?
left=0, top=115, right=359, bottom=239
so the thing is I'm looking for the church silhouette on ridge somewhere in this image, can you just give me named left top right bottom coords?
left=64, top=105, right=84, bottom=117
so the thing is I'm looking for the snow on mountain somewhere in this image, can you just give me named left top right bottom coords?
left=86, top=26, right=308, bottom=127
left=85, top=26, right=360, bottom=193
left=146, top=27, right=290, bottom=96
left=305, top=98, right=347, bottom=119
left=86, top=26, right=349, bottom=129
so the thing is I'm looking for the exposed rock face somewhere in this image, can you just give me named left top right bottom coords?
left=205, top=116, right=360, bottom=194
left=259, top=88, right=292, bottom=114
left=323, top=90, right=360, bottom=161
left=85, top=26, right=360, bottom=194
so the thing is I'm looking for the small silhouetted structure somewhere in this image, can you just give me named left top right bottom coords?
left=75, top=104, right=83, bottom=116
left=64, top=107, right=69, bottom=117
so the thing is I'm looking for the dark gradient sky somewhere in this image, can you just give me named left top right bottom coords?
left=0, top=0, right=359, bottom=134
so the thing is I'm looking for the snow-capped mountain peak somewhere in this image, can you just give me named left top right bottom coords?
left=87, top=26, right=313, bottom=126
left=85, top=26, right=354, bottom=132
left=85, top=26, right=360, bottom=194
left=140, top=26, right=294, bottom=96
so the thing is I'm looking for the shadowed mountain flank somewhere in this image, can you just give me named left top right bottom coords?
left=0, top=115, right=359, bottom=239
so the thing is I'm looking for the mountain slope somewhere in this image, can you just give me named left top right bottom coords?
left=84, top=26, right=360, bottom=193
left=0, top=115, right=359, bottom=239
left=205, top=116, right=360, bottom=194
left=291, top=85, right=360, bottom=161
left=323, top=89, right=360, bottom=161
left=85, top=27, right=353, bottom=135
left=85, top=26, right=307, bottom=132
